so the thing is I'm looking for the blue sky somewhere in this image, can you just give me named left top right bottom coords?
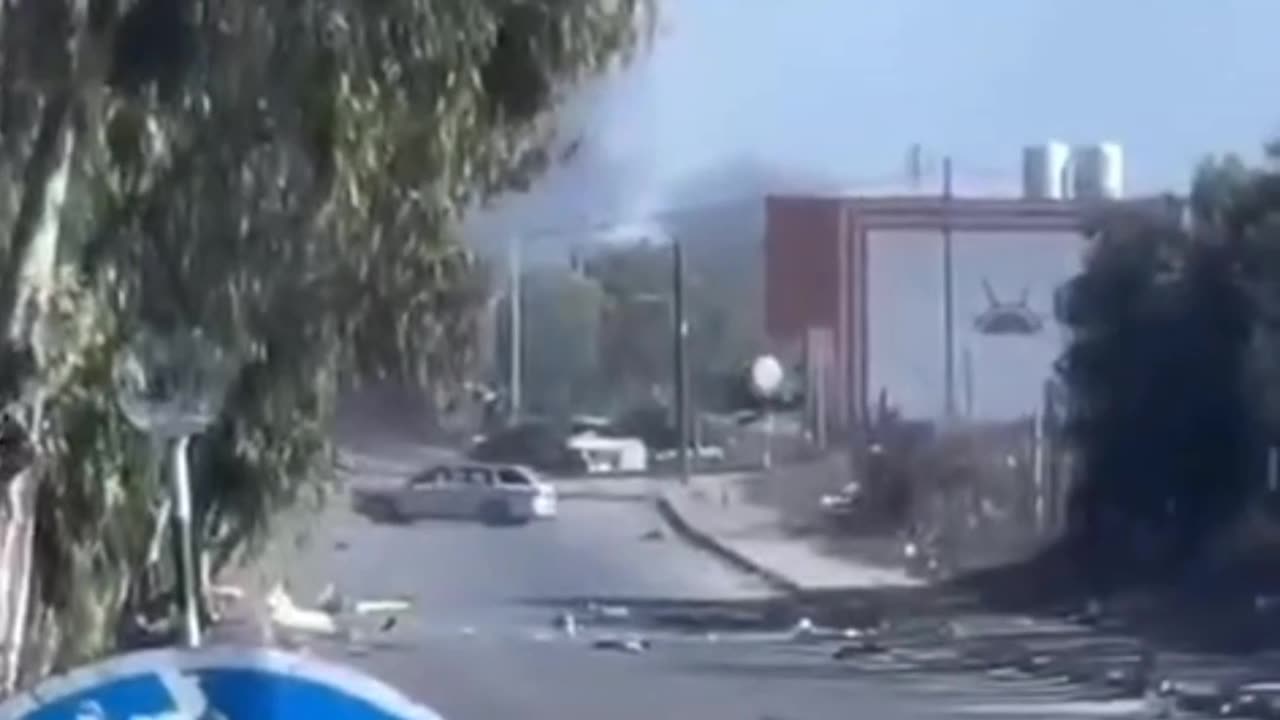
left=468, top=0, right=1280, bottom=247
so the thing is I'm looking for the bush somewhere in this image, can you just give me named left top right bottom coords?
left=1056, top=184, right=1260, bottom=588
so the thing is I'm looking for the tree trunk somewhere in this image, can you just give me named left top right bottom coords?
left=0, top=0, right=115, bottom=688
left=0, top=91, right=76, bottom=694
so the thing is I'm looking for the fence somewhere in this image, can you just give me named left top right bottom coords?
left=861, top=411, right=1075, bottom=576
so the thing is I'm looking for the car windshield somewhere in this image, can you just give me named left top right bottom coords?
left=497, top=469, right=532, bottom=486
left=5, top=3, right=1275, bottom=720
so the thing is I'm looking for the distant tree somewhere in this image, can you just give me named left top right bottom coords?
left=585, top=242, right=676, bottom=409
left=499, top=268, right=605, bottom=417
left=655, top=158, right=841, bottom=412
left=581, top=239, right=770, bottom=415
left=1190, top=154, right=1253, bottom=231
left=1056, top=166, right=1261, bottom=587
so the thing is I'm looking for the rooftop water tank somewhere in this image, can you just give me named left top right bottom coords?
left=1071, top=143, right=1125, bottom=200
left=1022, top=141, right=1072, bottom=200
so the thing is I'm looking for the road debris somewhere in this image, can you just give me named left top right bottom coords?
left=592, top=635, right=651, bottom=654
left=789, top=616, right=866, bottom=643
left=586, top=601, right=631, bottom=620
left=209, top=584, right=245, bottom=602
left=832, top=637, right=887, bottom=659
left=267, top=583, right=340, bottom=637
left=355, top=598, right=413, bottom=615
left=553, top=611, right=578, bottom=637
left=206, top=583, right=245, bottom=621
left=951, top=697, right=1153, bottom=717
left=264, top=581, right=412, bottom=649
left=316, top=583, right=346, bottom=614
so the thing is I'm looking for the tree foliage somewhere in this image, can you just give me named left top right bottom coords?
left=585, top=241, right=673, bottom=407
left=0, top=0, right=652, bottom=682
left=489, top=239, right=767, bottom=422
left=1055, top=155, right=1274, bottom=588
left=580, top=240, right=766, bottom=414
left=497, top=267, right=605, bottom=417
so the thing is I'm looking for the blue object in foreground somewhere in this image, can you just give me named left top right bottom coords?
left=0, top=646, right=445, bottom=720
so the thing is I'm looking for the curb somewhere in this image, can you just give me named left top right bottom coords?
left=558, top=490, right=652, bottom=502
left=658, top=499, right=1266, bottom=716
left=653, top=495, right=802, bottom=595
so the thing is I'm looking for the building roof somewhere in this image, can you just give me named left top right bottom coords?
left=766, top=189, right=1184, bottom=233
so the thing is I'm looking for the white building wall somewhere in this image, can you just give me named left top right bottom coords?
left=865, top=226, right=1084, bottom=420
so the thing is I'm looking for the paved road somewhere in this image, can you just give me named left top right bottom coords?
left=257, top=450, right=1164, bottom=719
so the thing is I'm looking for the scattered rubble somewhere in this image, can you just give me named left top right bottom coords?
left=586, top=601, right=631, bottom=620
left=789, top=616, right=867, bottom=643
left=553, top=611, right=578, bottom=637
left=832, top=637, right=887, bottom=659
left=262, top=581, right=411, bottom=649
left=591, top=635, right=650, bottom=654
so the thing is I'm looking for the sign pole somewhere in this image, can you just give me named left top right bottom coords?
left=763, top=410, right=774, bottom=469
left=942, top=156, right=957, bottom=420
left=749, top=355, right=785, bottom=470
left=169, top=434, right=201, bottom=648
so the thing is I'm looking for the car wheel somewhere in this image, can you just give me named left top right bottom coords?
left=377, top=499, right=406, bottom=524
left=479, top=499, right=513, bottom=525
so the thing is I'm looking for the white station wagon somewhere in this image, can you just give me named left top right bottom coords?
left=357, top=463, right=558, bottom=524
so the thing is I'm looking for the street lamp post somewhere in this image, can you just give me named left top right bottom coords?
left=672, top=239, right=691, bottom=485
left=507, top=234, right=523, bottom=423
left=115, top=329, right=236, bottom=649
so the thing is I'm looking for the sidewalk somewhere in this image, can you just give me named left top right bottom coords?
left=656, top=472, right=1280, bottom=715
left=658, top=474, right=920, bottom=592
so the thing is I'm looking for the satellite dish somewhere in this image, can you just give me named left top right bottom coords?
left=749, top=355, right=784, bottom=399
left=973, top=279, right=1044, bottom=336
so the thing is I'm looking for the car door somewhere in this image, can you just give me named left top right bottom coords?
left=401, top=466, right=452, bottom=517
left=454, top=466, right=495, bottom=517
left=496, top=466, right=538, bottom=515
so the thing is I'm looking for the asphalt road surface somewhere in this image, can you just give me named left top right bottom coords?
left=272, top=449, right=1163, bottom=719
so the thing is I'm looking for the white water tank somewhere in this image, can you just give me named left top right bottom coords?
left=1071, top=143, right=1125, bottom=200
left=1022, top=141, right=1072, bottom=200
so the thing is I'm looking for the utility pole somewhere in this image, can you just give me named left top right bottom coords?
left=942, top=157, right=957, bottom=420
left=814, top=357, right=827, bottom=450
left=508, top=235, right=523, bottom=423
left=672, top=238, right=691, bottom=485
left=907, top=143, right=925, bottom=190
left=809, top=330, right=829, bottom=451
left=962, top=345, right=975, bottom=419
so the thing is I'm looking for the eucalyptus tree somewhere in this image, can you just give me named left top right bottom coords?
left=0, top=0, right=651, bottom=685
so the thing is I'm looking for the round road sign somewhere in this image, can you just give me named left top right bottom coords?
left=749, top=355, right=784, bottom=399
left=1, top=647, right=444, bottom=720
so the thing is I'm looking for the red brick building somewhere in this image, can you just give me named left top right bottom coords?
left=765, top=193, right=1180, bottom=428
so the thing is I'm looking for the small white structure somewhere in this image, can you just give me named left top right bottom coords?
left=1071, top=143, right=1125, bottom=200
left=1022, top=141, right=1072, bottom=200
left=567, top=432, right=648, bottom=473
